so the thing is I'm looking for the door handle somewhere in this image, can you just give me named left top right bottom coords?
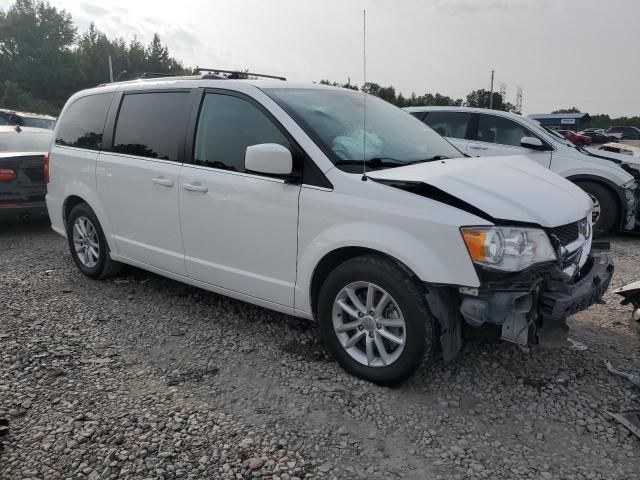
left=183, top=182, right=208, bottom=193
left=469, top=144, right=488, bottom=150
left=152, top=176, right=174, bottom=187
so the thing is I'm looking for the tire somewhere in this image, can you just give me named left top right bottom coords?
left=66, top=203, right=122, bottom=279
left=317, top=255, right=437, bottom=385
left=575, top=181, right=618, bottom=237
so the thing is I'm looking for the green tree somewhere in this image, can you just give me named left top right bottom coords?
left=0, top=0, right=76, bottom=105
left=465, top=89, right=517, bottom=112
left=553, top=107, right=581, bottom=113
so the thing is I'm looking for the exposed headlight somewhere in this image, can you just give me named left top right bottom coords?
left=461, top=226, right=557, bottom=272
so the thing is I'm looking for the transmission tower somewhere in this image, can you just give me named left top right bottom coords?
left=499, top=82, right=507, bottom=100
left=516, top=86, right=523, bottom=113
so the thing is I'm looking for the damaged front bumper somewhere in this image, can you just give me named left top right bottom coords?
left=458, top=253, right=614, bottom=345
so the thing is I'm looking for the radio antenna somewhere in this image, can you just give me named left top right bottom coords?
left=361, top=9, right=368, bottom=181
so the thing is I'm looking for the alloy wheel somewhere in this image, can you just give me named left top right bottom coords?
left=332, top=281, right=406, bottom=367
left=588, top=193, right=601, bottom=226
left=72, top=216, right=100, bottom=268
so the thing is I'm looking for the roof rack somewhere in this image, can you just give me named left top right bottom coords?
left=140, top=72, right=177, bottom=79
left=193, top=68, right=286, bottom=81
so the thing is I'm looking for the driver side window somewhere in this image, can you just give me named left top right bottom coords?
left=477, top=114, right=536, bottom=147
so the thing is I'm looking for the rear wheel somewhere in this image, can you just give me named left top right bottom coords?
left=317, top=255, right=437, bottom=385
left=575, top=181, right=618, bottom=236
left=66, top=203, right=122, bottom=279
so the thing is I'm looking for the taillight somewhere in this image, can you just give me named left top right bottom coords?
left=0, top=169, right=16, bottom=182
left=43, top=152, right=50, bottom=183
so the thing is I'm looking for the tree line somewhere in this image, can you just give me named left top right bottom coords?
left=319, top=79, right=517, bottom=112
left=0, top=0, right=188, bottom=115
left=1, top=0, right=639, bottom=129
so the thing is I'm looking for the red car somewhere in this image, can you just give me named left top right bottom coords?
left=556, top=129, right=592, bottom=146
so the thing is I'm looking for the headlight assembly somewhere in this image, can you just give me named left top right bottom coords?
left=461, top=226, right=557, bottom=272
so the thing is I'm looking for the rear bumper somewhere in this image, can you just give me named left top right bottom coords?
left=0, top=202, right=48, bottom=220
left=459, top=253, right=614, bottom=345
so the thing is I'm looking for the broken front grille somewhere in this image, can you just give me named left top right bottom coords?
left=548, top=221, right=580, bottom=247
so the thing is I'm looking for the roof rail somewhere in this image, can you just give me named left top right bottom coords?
left=140, top=72, right=177, bottom=79
left=193, top=68, right=286, bottom=81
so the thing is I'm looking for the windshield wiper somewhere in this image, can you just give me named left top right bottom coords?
left=405, top=155, right=450, bottom=165
left=334, top=157, right=407, bottom=167
left=335, top=155, right=450, bottom=169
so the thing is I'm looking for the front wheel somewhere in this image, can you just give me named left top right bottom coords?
left=317, top=255, right=437, bottom=385
left=575, top=181, right=618, bottom=237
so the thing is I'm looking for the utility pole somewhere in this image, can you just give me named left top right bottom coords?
left=108, top=56, right=114, bottom=83
left=488, top=69, right=495, bottom=109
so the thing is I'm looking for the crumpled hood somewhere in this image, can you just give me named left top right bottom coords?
left=367, top=155, right=593, bottom=227
left=584, top=146, right=640, bottom=166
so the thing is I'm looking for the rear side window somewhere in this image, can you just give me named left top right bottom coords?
left=56, top=94, right=112, bottom=150
left=194, top=93, right=290, bottom=172
left=423, top=111, right=470, bottom=139
left=476, top=114, right=535, bottom=147
left=113, top=92, right=190, bottom=161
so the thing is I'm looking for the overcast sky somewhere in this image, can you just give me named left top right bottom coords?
left=3, top=0, right=639, bottom=116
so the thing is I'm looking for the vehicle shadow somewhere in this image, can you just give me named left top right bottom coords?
left=0, top=217, right=51, bottom=237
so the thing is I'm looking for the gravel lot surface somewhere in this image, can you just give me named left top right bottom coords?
left=1, top=219, right=639, bottom=479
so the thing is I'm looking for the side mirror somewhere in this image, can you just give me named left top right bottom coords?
left=521, top=136, right=546, bottom=150
left=245, top=143, right=293, bottom=176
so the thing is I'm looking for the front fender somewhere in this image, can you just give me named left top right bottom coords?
left=295, top=221, right=480, bottom=315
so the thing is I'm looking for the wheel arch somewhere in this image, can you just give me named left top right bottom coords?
left=308, top=246, right=420, bottom=317
left=60, top=187, right=118, bottom=253
left=568, top=174, right=625, bottom=226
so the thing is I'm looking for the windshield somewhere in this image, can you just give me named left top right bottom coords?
left=523, top=117, right=575, bottom=147
left=21, top=117, right=56, bottom=130
left=264, top=88, right=462, bottom=170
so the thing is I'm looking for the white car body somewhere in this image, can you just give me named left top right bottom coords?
left=46, top=77, right=613, bottom=382
left=404, top=106, right=639, bottom=231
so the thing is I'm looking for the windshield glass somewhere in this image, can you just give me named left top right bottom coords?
left=523, top=117, right=575, bottom=147
left=264, top=88, right=462, bottom=170
left=21, top=117, right=56, bottom=130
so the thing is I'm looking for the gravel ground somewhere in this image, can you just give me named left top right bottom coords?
left=1, top=219, right=639, bottom=480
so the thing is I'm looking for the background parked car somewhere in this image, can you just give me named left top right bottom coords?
left=607, top=126, right=640, bottom=140
left=578, top=129, right=611, bottom=144
left=557, top=129, right=592, bottom=146
left=404, top=106, right=640, bottom=236
left=0, top=125, right=51, bottom=221
left=0, top=109, right=56, bottom=130
left=599, top=142, right=640, bottom=157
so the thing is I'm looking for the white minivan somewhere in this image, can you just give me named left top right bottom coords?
left=405, top=106, right=639, bottom=236
left=46, top=73, right=613, bottom=384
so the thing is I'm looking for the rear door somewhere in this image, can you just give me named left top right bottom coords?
left=421, top=111, right=472, bottom=154
left=468, top=113, right=552, bottom=168
left=179, top=89, right=301, bottom=308
left=96, top=90, right=190, bottom=275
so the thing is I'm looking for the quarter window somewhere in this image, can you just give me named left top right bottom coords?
left=477, top=114, right=536, bottom=147
left=423, top=111, right=470, bottom=139
left=194, top=93, right=290, bottom=172
left=113, top=92, right=190, bottom=161
left=56, top=94, right=112, bottom=150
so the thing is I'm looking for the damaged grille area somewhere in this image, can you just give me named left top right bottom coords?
left=548, top=221, right=580, bottom=246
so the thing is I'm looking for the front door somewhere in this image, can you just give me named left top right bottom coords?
left=468, top=113, right=552, bottom=168
left=96, top=91, right=191, bottom=275
left=179, top=91, right=300, bottom=307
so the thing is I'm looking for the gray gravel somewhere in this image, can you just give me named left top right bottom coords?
left=1, top=219, right=639, bottom=479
